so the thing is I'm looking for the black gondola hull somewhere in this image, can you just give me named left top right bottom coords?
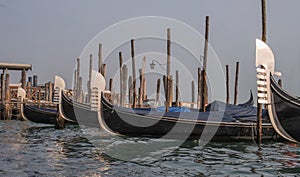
left=269, top=76, right=300, bottom=142
left=23, top=105, right=57, bottom=124
left=60, top=92, right=99, bottom=127
left=101, top=96, right=275, bottom=141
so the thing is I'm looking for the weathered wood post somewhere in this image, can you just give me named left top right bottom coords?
left=88, top=54, right=93, bottom=103
left=138, top=56, right=146, bottom=108
left=138, top=86, right=142, bottom=108
left=226, top=65, right=230, bottom=104
left=0, top=72, right=4, bottom=119
left=197, top=68, right=201, bottom=109
left=166, top=28, right=171, bottom=111
left=131, top=39, right=137, bottom=108
left=109, top=78, right=113, bottom=92
left=138, top=69, right=143, bottom=107
left=38, top=87, right=41, bottom=107
left=21, top=69, right=26, bottom=89
left=142, top=56, right=146, bottom=101
left=1, top=70, right=6, bottom=106
left=76, top=58, right=80, bottom=101
left=102, top=63, right=106, bottom=78
left=191, top=81, right=195, bottom=108
left=201, top=69, right=207, bottom=111
left=4, top=71, right=10, bottom=120
left=156, top=78, right=161, bottom=103
left=163, top=75, right=167, bottom=105
left=175, top=70, right=179, bottom=107
left=201, top=16, right=210, bottom=112
left=128, top=76, right=132, bottom=106
left=0, top=73, right=4, bottom=103
left=169, top=76, right=173, bottom=106
left=257, top=0, right=267, bottom=147
left=234, top=62, right=239, bottom=105
left=33, top=75, right=38, bottom=87
left=73, top=69, right=77, bottom=100
left=102, top=64, right=107, bottom=79
left=45, top=82, right=52, bottom=102
left=122, top=65, right=128, bottom=107
left=78, top=77, right=83, bottom=103
left=119, top=52, right=123, bottom=106
left=261, top=0, right=267, bottom=43
left=98, top=44, right=103, bottom=74
left=49, top=81, right=53, bottom=102
left=45, top=82, right=49, bottom=102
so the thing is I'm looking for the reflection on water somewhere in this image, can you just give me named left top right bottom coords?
left=0, top=120, right=299, bottom=176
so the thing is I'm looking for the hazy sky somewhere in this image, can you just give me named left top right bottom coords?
left=1, top=0, right=300, bottom=103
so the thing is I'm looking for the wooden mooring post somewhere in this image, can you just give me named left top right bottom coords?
left=128, top=76, right=133, bottom=106
left=257, top=0, right=267, bottom=147
left=197, top=68, right=201, bottom=109
left=175, top=70, right=179, bottom=107
left=21, top=69, right=26, bottom=89
left=234, top=62, right=239, bottom=105
left=138, top=69, right=143, bottom=107
left=73, top=69, right=77, bottom=100
left=109, top=78, right=113, bottom=92
left=201, top=69, right=207, bottom=111
left=131, top=39, right=137, bottom=108
left=201, top=16, right=210, bottom=112
left=0, top=73, right=4, bottom=103
left=191, top=81, right=195, bottom=108
left=87, top=54, right=93, bottom=103
left=4, top=71, right=10, bottom=120
left=119, top=52, right=123, bottom=106
left=45, top=81, right=53, bottom=102
left=156, top=78, right=161, bottom=103
left=226, top=65, right=230, bottom=104
left=102, top=64, right=107, bottom=79
left=169, top=76, right=173, bottom=106
left=121, top=65, right=128, bottom=107
left=166, top=28, right=171, bottom=111
left=98, top=44, right=103, bottom=74
left=138, top=57, right=146, bottom=108
left=78, top=77, right=83, bottom=103
left=76, top=58, right=80, bottom=102
left=142, top=57, right=146, bottom=101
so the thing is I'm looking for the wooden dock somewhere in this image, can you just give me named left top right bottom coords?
left=0, top=63, right=56, bottom=120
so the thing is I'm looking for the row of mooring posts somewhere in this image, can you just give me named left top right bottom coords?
left=73, top=44, right=107, bottom=104
left=70, top=15, right=212, bottom=111
left=73, top=17, right=211, bottom=110
left=224, top=62, right=240, bottom=105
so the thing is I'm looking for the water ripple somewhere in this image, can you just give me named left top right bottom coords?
left=0, top=120, right=300, bottom=176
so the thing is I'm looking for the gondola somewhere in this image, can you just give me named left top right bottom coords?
left=18, top=87, right=58, bottom=124
left=21, top=104, right=58, bottom=124
left=98, top=78, right=275, bottom=141
left=59, top=91, right=98, bottom=127
left=256, top=39, right=300, bottom=143
left=55, top=75, right=104, bottom=128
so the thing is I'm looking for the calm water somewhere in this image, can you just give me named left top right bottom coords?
left=0, top=120, right=299, bottom=176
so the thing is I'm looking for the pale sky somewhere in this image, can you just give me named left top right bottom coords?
left=1, top=0, right=300, bottom=103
